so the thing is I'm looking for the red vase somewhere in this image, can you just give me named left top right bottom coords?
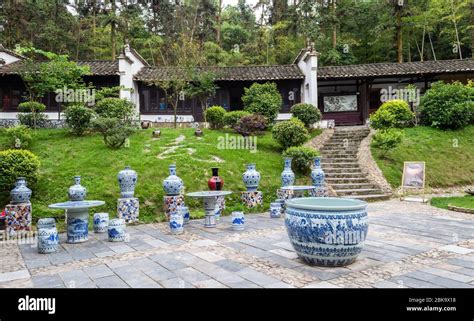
left=208, top=167, right=224, bottom=191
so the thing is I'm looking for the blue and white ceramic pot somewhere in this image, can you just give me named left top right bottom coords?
left=67, top=212, right=89, bottom=243
left=270, top=202, right=282, bottom=218
left=68, top=176, right=87, bottom=201
left=242, top=164, right=261, bottom=191
left=285, top=197, right=368, bottom=267
left=37, top=227, right=59, bottom=254
left=93, top=212, right=109, bottom=233
left=311, top=156, right=325, bottom=187
left=169, top=212, right=184, bottom=234
left=37, top=218, right=56, bottom=230
left=108, top=218, right=126, bottom=242
left=275, top=198, right=286, bottom=214
left=178, top=206, right=190, bottom=225
left=214, top=204, right=221, bottom=221
left=118, top=166, right=138, bottom=198
left=232, top=211, right=245, bottom=231
left=163, top=164, right=184, bottom=196
left=10, top=177, right=32, bottom=204
left=281, top=158, right=295, bottom=187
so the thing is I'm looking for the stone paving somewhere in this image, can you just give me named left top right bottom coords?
left=0, top=199, right=473, bottom=288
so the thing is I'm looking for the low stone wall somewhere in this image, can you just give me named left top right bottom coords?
left=358, top=129, right=393, bottom=194
left=0, top=119, right=65, bottom=129
left=304, top=128, right=334, bottom=151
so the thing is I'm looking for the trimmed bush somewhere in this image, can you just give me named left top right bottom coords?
left=4, top=125, right=32, bottom=149
left=65, top=104, right=95, bottom=136
left=371, top=128, right=405, bottom=157
left=93, top=97, right=136, bottom=121
left=419, top=81, right=474, bottom=129
left=234, top=114, right=267, bottom=136
left=205, top=106, right=226, bottom=129
left=92, top=118, right=136, bottom=149
left=0, top=149, right=41, bottom=192
left=17, top=101, right=47, bottom=129
left=290, top=103, right=321, bottom=128
left=369, top=99, right=414, bottom=130
left=283, top=146, right=319, bottom=174
left=223, top=110, right=251, bottom=128
left=242, top=82, right=282, bottom=124
left=272, top=117, right=309, bottom=149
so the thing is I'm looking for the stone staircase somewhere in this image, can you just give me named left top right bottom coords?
left=320, top=127, right=391, bottom=201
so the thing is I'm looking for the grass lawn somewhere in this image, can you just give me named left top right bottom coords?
left=0, top=127, right=317, bottom=228
left=371, top=126, right=474, bottom=188
left=430, top=195, right=474, bottom=210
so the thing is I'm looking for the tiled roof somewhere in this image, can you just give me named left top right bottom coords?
left=135, top=65, right=305, bottom=82
left=318, top=59, right=474, bottom=79
left=0, top=44, right=26, bottom=60
left=0, top=60, right=119, bottom=76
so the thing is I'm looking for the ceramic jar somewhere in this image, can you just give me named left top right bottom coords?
left=281, top=158, right=295, bottom=187
left=163, top=164, right=184, bottom=196
left=232, top=211, right=245, bottom=231
left=214, top=204, right=221, bottom=221
left=68, top=176, right=87, bottom=201
left=275, top=198, right=286, bottom=215
left=284, top=197, right=368, bottom=267
left=152, top=130, right=161, bottom=137
left=169, top=212, right=184, bottom=234
left=108, top=218, right=126, bottom=242
left=37, top=227, right=59, bottom=254
left=270, top=202, right=282, bottom=218
left=208, top=167, right=224, bottom=191
left=37, top=218, right=56, bottom=230
left=311, top=156, right=325, bottom=187
left=118, top=166, right=138, bottom=198
left=10, top=177, right=32, bottom=204
left=178, top=206, right=190, bottom=225
left=93, top=213, right=109, bottom=233
left=242, top=164, right=261, bottom=191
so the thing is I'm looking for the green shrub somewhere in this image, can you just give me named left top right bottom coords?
left=272, top=117, right=309, bottom=149
left=234, top=114, right=267, bottom=136
left=92, top=118, right=136, bottom=149
left=17, top=101, right=47, bottom=129
left=419, top=81, right=474, bottom=129
left=242, top=82, right=282, bottom=124
left=290, top=103, right=321, bottom=128
left=93, top=97, right=136, bottom=121
left=65, top=104, right=95, bottom=136
left=371, top=128, right=405, bottom=157
left=205, top=106, right=226, bottom=129
left=369, top=99, right=414, bottom=130
left=0, top=149, right=41, bottom=191
left=4, top=125, right=33, bottom=149
left=223, top=110, right=251, bottom=128
left=283, top=146, right=319, bottom=174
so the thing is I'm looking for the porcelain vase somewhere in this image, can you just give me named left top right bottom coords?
left=108, top=218, right=126, bottom=242
left=270, top=202, right=282, bottom=218
left=232, top=211, right=245, bottom=231
left=163, top=164, right=184, bottom=196
left=281, top=158, right=295, bottom=187
left=10, top=177, right=32, bottom=204
left=118, top=166, right=138, bottom=198
left=178, top=206, right=190, bottom=225
left=37, top=218, right=56, bottom=230
left=311, top=157, right=325, bottom=187
left=93, top=213, right=109, bottom=233
left=37, top=227, right=59, bottom=254
left=242, top=164, right=261, bottom=191
left=68, top=176, right=87, bottom=201
left=169, top=212, right=184, bottom=234
left=208, top=167, right=224, bottom=191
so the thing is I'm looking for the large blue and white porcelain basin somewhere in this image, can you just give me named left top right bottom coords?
left=284, top=197, right=368, bottom=267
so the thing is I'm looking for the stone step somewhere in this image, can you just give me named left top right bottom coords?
left=322, top=167, right=362, bottom=173
left=321, top=148, right=359, bottom=152
left=332, top=133, right=369, bottom=137
left=330, top=183, right=377, bottom=189
left=340, top=194, right=392, bottom=201
left=325, top=172, right=365, bottom=178
left=322, top=158, right=358, bottom=163
left=321, top=152, right=358, bottom=156
left=334, top=188, right=384, bottom=195
left=326, top=177, right=369, bottom=183
left=321, top=162, right=359, bottom=167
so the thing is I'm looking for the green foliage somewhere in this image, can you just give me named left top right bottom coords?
left=64, top=105, right=96, bottom=136
left=272, top=118, right=309, bottom=149
left=205, top=106, right=227, bottom=129
left=419, top=81, right=474, bottom=129
left=94, top=86, right=126, bottom=102
left=91, top=118, right=136, bottom=149
left=242, top=82, right=283, bottom=124
left=223, top=111, right=251, bottom=128
left=93, top=98, right=137, bottom=121
left=17, top=101, right=47, bottom=129
left=0, top=149, right=41, bottom=192
left=371, top=128, right=405, bottom=157
left=283, top=146, right=319, bottom=174
left=370, top=99, right=414, bottom=130
left=234, top=114, right=267, bottom=136
left=186, top=71, right=218, bottom=123
left=4, top=125, right=33, bottom=150
left=290, top=103, right=321, bottom=128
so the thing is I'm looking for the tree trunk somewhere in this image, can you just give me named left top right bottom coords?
left=332, top=0, right=337, bottom=49
left=396, top=4, right=403, bottom=63
left=111, top=1, right=117, bottom=61
left=471, top=0, right=474, bottom=59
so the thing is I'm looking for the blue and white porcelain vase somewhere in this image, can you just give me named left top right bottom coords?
left=232, top=211, right=245, bottom=231
left=93, top=213, right=109, bottom=233
left=311, top=156, right=325, bottom=187
left=281, top=158, right=295, bottom=187
left=270, top=202, right=282, bottom=218
left=37, top=227, right=59, bottom=254
left=214, top=204, right=221, bottom=221
left=37, top=218, right=56, bottom=230
left=169, top=212, right=184, bottom=234
left=118, top=166, right=138, bottom=198
left=10, top=177, right=32, bottom=204
left=242, top=163, right=261, bottom=191
left=163, top=164, right=184, bottom=196
left=68, top=176, right=87, bottom=201
left=108, top=218, right=126, bottom=242
left=178, top=206, right=190, bottom=225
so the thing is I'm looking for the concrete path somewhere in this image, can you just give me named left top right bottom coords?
left=1, top=200, right=473, bottom=288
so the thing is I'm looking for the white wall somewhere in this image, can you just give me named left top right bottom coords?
left=0, top=52, right=21, bottom=65
left=0, top=112, right=63, bottom=120
left=297, top=49, right=318, bottom=108
left=118, top=45, right=146, bottom=114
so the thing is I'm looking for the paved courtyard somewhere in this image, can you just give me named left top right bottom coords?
left=1, top=199, right=473, bottom=288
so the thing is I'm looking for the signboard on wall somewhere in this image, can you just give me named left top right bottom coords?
left=401, top=161, right=426, bottom=188
left=323, top=95, right=358, bottom=112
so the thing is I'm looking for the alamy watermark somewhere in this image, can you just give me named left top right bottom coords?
left=380, top=86, right=421, bottom=107
left=217, top=134, right=257, bottom=153
left=55, top=86, right=96, bottom=106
